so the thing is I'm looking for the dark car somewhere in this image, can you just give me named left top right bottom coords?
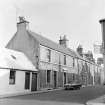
left=64, top=82, right=82, bottom=90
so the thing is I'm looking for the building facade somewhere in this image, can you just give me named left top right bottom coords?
left=0, top=48, right=38, bottom=95
left=6, top=17, right=103, bottom=92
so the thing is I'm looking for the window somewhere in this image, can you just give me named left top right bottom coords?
left=64, top=55, right=66, bottom=65
left=46, top=49, right=51, bottom=62
left=47, top=70, right=51, bottom=83
left=9, top=70, right=16, bottom=85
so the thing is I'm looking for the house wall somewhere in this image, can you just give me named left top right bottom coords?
left=6, top=27, right=40, bottom=90
left=0, top=69, right=30, bottom=95
left=0, top=68, right=39, bottom=95
left=66, top=55, right=73, bottom=67
left=39, top=70, right=46, bottom=89
left=39, top=45, right=79, bottom=89
left=6, top=26, right=79, bottom=90
left=5, top=21, right=103, bottom=93
left=58, top=71, right=63, bottom=87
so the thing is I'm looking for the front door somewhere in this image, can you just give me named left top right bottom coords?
left=54, top=71, right=57, bottom=88
left=31, top=72, right=37, bottom=91
left=64, top=72, right=66, bottom=84
left=25, top=72, right=30, bottom=89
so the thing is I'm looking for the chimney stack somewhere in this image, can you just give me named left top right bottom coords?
left=77, top=44, right=83, bottom=57
left=17, top=16, right=29, bottom=31
left=59, top=35, right=69, bottom=47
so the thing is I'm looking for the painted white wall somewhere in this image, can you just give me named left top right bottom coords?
left=66, top=55, right=73, bottom=67
left=40, top=45, right=60, bottom=64
left=0, top=69, right=30, bottom=95
left=51, top=50, right=59, bottom=64
left=39, top=45, right=79, bottom=74
left=40, top=45, right=48, bottom=62
left=59, top=52, right=64, bottom=65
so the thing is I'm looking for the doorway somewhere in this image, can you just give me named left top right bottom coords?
left=64, top=72, right=66, bottom=84
left=31, top=72, right=37, bottom=91
left=54, top=71, right=57, bottom=88
left=25, top=72, right=30, bottom=90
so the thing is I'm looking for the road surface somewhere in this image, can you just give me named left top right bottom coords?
left=0, top=85, right=105, bottom=105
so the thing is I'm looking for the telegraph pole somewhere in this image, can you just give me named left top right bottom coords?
left=99, top=19, right=105, bottom=82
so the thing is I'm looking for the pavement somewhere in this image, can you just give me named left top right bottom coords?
left=86, top=95, right=105, bottom=105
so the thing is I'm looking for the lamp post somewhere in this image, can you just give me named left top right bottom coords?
left=99, top=19, right=105, bottom=82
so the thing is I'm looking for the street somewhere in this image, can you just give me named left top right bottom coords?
left=0, top=85, right=105, bottom=105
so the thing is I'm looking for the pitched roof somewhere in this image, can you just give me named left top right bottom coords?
left=0, top=48, right=37, bottom=71
left=27, top=31, right=77, bottom=57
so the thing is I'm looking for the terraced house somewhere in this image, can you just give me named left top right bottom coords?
left=6, top=17, right=103, bottom=92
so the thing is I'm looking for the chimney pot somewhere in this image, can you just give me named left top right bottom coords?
left=99, top=19, right=105, bottom=23
left=59, top=35, right=69, bottom=47
left=17, top=16, right=29, bottom=31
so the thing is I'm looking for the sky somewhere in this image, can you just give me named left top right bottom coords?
left=0, top=0, right=104, bottom=60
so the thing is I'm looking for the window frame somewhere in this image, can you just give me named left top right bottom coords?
left=9, top=70, right=16, bottom=85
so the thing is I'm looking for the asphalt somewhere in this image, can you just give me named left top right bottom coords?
left=11, top=86, right=105, bottom=103
left=86, top=95, right=105, bottom=105
left=0, top=86, right=105, bottom=105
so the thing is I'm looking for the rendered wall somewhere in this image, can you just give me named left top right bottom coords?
left=0, top=69, right=30, bottom=95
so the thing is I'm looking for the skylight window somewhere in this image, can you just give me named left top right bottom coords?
left=11, top=55, right=16, bottom=60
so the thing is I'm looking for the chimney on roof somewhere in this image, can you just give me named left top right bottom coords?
left=17, top=16, right=29, bottom=31
left=59, top=35, right=69, bottom=47
left=77, top=44, right=83, bottom=57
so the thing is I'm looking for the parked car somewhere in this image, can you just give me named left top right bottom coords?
left=64, top=82, right=82, bottom=90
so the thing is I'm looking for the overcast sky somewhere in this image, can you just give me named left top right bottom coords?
left=0, top=0, right=104, bottom=59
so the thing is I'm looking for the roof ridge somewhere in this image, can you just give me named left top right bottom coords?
left=28, top=30, right=63, bottom=47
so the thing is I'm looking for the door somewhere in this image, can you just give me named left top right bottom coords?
left=25, top=72, right=30, bottom=89
left=64, top=72, right=66, bottom=84
left=31, top=72, right=37, bottom=91
left=54, top=71, right=57, bottom=88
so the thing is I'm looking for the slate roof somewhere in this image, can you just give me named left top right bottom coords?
left=27, top=31, right=96, bottom=64
left=27, top=30, right=77, bottom=58
left=0, top=48, right=37, bottom=71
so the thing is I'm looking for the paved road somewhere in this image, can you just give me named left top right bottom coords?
left=0, top=85, right=105, bottom=105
